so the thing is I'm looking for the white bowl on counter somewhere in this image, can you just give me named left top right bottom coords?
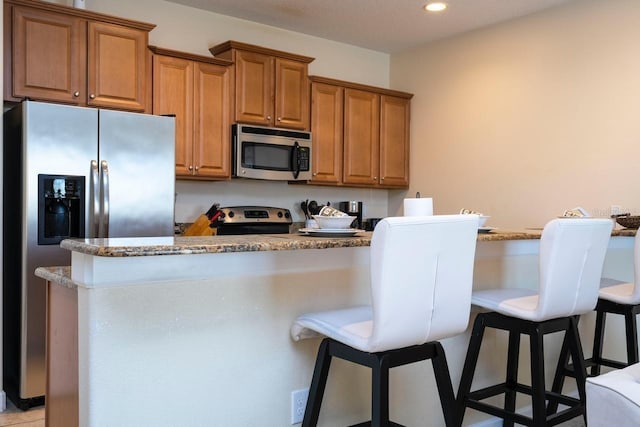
left=312, top=215, right=356, bottom=229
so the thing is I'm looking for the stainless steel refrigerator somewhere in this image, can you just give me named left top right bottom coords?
left=3, top=100, right=176, bottom=409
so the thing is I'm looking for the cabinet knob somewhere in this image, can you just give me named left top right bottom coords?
left=373, top=177, right=378, bottom=181
left=89, top=94, right=96, bottom=99
left=73, top=91, right=80, bottom=97
left=195, top=166, right=199, bottom=171
left=266, top=116, right=272, bottom=121
left=188, top=165, right=193, bottom=171
left=277, top=117, right=281, bottom=122
left=312, top=173, right=317, bottom=176
left=381, top=177, right=385, bottom=180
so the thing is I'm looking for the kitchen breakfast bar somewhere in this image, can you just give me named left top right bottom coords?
left=37, top=229, right=636, bottom=427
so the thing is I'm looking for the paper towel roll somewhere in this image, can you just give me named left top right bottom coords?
left=404, top=198, right=433, bottom=216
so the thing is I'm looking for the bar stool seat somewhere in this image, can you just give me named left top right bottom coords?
left=456, top=218, right=613, bottom=426
left=291, top=215, right=480, bottom=427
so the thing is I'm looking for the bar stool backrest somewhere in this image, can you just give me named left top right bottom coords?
left=537, top=218, right=613, bottom=320
left=368, top=215, right=479, bottom=352
left=632, top=231, right=640, bottom=301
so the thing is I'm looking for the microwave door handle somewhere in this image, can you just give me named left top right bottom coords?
left=291, top=141, right=300, bottom=179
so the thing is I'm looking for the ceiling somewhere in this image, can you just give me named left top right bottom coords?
left=164, top=0, right=575, bottom=53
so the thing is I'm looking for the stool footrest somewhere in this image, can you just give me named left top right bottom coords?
left=349, top=422, right=405, bottom=427
left=466, top=383, right=581, bottom=408
left=465, top=389, right=583, bottom=427
left=587, top=356, right=629, bottom=370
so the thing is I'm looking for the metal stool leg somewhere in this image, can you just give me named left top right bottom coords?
left=624, top=310, right=639, bottom=365
left=431, top=342, right=457, bottom=427
left=303, top=339, right=333, bottom=427
left=504, top=330, right=521, bottom=427
left=456, top=314, right=487, bottom=427
left=591, top=309, right=607, bottom=376
left=530, top=330, right=547, bottom=425
left=371, top=355, right=390, bottom=427
left=567, top=317, right=588, bottom=424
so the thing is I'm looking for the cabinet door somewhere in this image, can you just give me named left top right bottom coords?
left=152, top=55, right=194, bottom=177
left=343, top=88, right=379, bottom=186
left=379, top=95, right=410, bottom=187
left=12, top=6, right=86, bottom=104
left=87, top=21, right=147, bottom=111
left=235, top=50, right=272, bottom=126
left=275, top=58, right=309, bottom=130
left=310, top=82, right=343, bottom=184
left=193, top=62, right=232, bottom=179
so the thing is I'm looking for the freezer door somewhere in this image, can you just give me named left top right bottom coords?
left=98, top=110, right=175, bottom=237
left=16, top=101, right=97, bottom=400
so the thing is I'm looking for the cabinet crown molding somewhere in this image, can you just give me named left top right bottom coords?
left=310, top=75, right=413, bottom=99
left=5, top=0, right=156, bottom=31
left=148, top=46, right=233, bottom=67
left=209, top=40, right=314, bottom=64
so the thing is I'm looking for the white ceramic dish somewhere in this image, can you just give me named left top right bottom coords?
left=478, top=215, right=490, bottom=227
left=299, top=228, right=363, bottom=237
left=312, top=215, right=356, bottom=229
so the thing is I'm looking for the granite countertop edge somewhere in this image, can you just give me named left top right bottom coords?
left=58, top=228, right=636, bottom=258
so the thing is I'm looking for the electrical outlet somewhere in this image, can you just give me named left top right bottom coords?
left=291, top=388, right=309, bottom=424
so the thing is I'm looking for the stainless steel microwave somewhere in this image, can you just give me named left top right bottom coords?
left=232, top=124, right=312, bottom=181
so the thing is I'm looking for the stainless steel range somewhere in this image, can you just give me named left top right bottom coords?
left=214, top=206, right=292, bottom=235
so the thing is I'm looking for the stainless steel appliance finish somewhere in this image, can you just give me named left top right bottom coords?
left=3, top=101, right=175, bottom=409
left=232, top=124, right=312, bottom=181
left=215, top=206, right=292, bottom=235
left=339, top=201, right=363, bottom=230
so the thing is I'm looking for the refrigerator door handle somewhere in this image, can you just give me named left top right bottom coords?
left=90, top=160, right=100, bottom=238
left=100, top=160, right=110, bottom=238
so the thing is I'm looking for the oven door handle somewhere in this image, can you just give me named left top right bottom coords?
left=291, top=141, right=300, bottom=179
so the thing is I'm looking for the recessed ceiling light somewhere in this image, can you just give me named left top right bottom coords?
left=424, top=2, right=447, bottom=12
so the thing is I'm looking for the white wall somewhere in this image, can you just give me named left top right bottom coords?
left=81, top=0, right=396, bottom=223
left=390, top=0, right=640, bottom=229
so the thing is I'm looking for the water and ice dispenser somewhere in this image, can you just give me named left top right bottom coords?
left=38, top=175, right=85, bottom=244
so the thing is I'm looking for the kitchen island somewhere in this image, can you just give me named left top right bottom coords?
left=38, top=228, right=636, bottom=427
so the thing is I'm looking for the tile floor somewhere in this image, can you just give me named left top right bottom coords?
left=0, top=401, right=44, bottom=427
left=0, top=400, right=585, bottom=427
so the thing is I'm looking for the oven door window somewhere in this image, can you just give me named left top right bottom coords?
left=242, top=142, right=292, bottom=171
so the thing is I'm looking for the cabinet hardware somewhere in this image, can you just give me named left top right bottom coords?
left=73, top=91, right=80, bottom=97
left=89, top=94, right=96, bottom=99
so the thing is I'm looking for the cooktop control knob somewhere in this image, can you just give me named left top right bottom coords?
left=277, top=211, right=283, bottom=218
left=227, top=211, right=235, bottom=218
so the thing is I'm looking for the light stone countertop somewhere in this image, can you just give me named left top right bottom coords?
left=57, top=228, right=636, bottom=258
left=37, top=228, right=636, bottom=288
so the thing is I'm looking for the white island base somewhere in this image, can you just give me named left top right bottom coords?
left=37, top=232, right=635, bottom=427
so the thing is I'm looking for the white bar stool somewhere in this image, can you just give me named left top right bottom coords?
left=551, top=229, right=640, bottom=398
left=291, top=215, right=479, bottom=427
left=456, top=218, right=613, bottom=426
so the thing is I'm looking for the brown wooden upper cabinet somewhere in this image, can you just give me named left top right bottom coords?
left=310, top=81, right=343, bottom=184
left=4, top=0, right=153, bottom=112
left=309, top=76, right=412, bottom=189
left=150, top=46, right=233, bottom=180
left=210, top=41, right=314, bottom=131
